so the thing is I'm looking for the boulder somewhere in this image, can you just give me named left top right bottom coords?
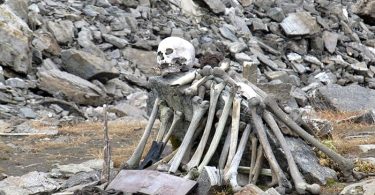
left=37, top=69, right=108, bottom=106
left=61, top=49, right=119, bottom=82
left=311, top=84, right=375, bottom=112
left=0, top=4, right=32, bottom=74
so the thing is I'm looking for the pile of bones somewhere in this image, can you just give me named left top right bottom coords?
left=121, top=37, right=355, bottom=194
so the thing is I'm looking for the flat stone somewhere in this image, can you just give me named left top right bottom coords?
left=5, top=78, right=27, bottom=88
left=314, top=72, right=337, bottom=84
left=358, top=144, right=375, bottom=153
left=280, top=12, right=320, bottom=36
left=0, top=5, right=32, bottom=74
left=122, top=47, right=158, bottom=76
left=312, top=84, right=375, bottom=112
left=107, top=170, right=197, bottom=195
left=103, top=34, right=128, bottom=48
left=32, top=30, right=62, bottom=56
left=37, top=69, right=108, bottom=106
left=219, top=25, right=238, bottom=42
left=61, top=49, right=119, bottom=82
left=340, top=178, right=375, bottom=195
left=0, top=171, right=60, bottom=194
left=229, top=42, right=247, bottom=53
left=19, top=107, right=37, bottom=119
left=351, top=62, right=369, bottom=74
left=47, top=20, right=74, bottom=44
left=202, top=0, right=225, bottom=14
left=55, top=159, right=110, bottom=177
left=108, top=102, right=146, bottom=118
left=265, top=71, right=289, bottom=83
left=285, top=137, right=337, bottom=184
left=62, top=171, right=100, bottom=189
left=322, top=31, right=339, bottom=54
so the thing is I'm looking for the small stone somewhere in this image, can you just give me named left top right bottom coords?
left=267, top=7, right=285, bottom=22
left=351, top=62, right=369, bottom=74
left=202, top=0, right=225, bottom=14
left=280, top=12, right=320, bottom=36
left=322, top=31, right=339, bottom=54
left=229, top=42, right=247, bottom=53
left=265, top=71, right=289, bottom=83
left=340, top=178, right=375, bottom=195
left=250, top=18, right=268, bottom=31
left=235, top=53, right=253, bottom=63
left=102, top=34, right=128, bottom=48
left=47, top=20, right=74, bottom=44
left=219, top=25, right=238, bottom=42
left=314, top=72, right=337, bottom=84
left=5, top=78, right=27, bottom=88
left=19, top=107, right=37, bottom=119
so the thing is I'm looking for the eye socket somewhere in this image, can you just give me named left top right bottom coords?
left=165, top=48, right=174, bottom=55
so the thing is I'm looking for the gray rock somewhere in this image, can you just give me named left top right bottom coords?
left=61, top=49, right=119, bottom=82
left=229, top=42, right=247, bottom=53
left=312, top=84, right=375, bottom=112
left=285, top=137, right=337, bottom=184
left=280, top=12, right=320, bottom=36
left=265, top=71, right=289, bottom=83
left=340, top=178, right=375, bottom=195
left=62, top=171, right=100, bottom=189
left=105, top=78, right=135, bottom=98
left=322, top=31, right=339, bottom=54
left=5, top=0, right=28, bottom=22
left=202, top=0, right=225, bottom=14
left=47, top=20, right=74, bottom=44
left=351, top=62, right=369, bottom=74
left=267, top=7, right=285, bottom=22
left=5, top=78, right=26, bottom=88
left=32, top=30, right=62, bottom=56
left=55, top=159, right=111, bottom=177
left=96, top=0, right=111, bottom=7
left=196, top=166, right=222, bottom=195
left=291, top=87, right=308, bottom=106
left=108, top=102, right=146, bottom=118
left=314, top=72, right=337, bottom=84
left=0, top=171, right=60, bottom=194
left=102, top=34, right=128, bottom=48
left=250, top=18, right=268, bottom=31
left=219, top=25, right=238, bottom=42
left=0, top=5, right=32, bottom=74
left=122, top=47, right=158, bottom=76
left=352, top=0, right=375, bottom=25
left=19, top=107, right=37, bottom=119
left=37, top=69, right=108, bottom=106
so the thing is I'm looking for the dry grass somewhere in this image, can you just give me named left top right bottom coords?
left=316, top=110, right=375, bottom=155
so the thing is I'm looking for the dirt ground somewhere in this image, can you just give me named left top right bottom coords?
left=0, top=111, right=374, bottom=194
left=0, top=117, right=156, bottom=176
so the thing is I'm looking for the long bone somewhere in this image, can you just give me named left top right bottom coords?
left=198, top=86, right=237, bottom=172
left=124, top=97, right=161, bottom=169
left=185, top=82, right=226, bottom=170
left=249, top=98, right=291, bottom=193
left=184, top=75, right=214, bottom=96
left=198, top=85, right=206, bottom=99
left=263, top=111, right=320, bottom=194
left=162, top=111, right=183, bottom=144
left=215, top=68, right=355, bottom=179
left=170, top=70, right=197, bottom=86
left=251, top=145, right=264, bottom=184
left=224, top=124, right=251, bottom=192
left=156, top=104, right=173, bottom=142
left=249, top=134, right=258, bottom=182
left=225, top=95, right=242, bottom=170
left=169, top=96, right=209, bottom=173
left=140, top=103, right=173, bottom=169
left=218, top=128, right=231, bottom=170
left=264, top=97, right=354, bottom=180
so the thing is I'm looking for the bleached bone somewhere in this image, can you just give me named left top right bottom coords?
left=162, top=111, right=183, bottom=144
left=218, top=128, right=231, bottom=170
left=249, top=134, right=258, bottom=182
left=212, top=67, right=258, bottom=100
left=198, top=85, right=206, bottom=99
left=170, top=70, right=197, bottom=86
left=198, top=86, right=237, bottom=172
left=249, top=98, right=291, bottom=193
left=225, top=124, right=251, bottom=192
left=184, top=75, right=214, bottom=96
left=156, top=104, right=173, bottom=142
left=148, top=149, right=178, bottom=170
left=169, top=96, right=209, bottom=173
left=225, top=95, right=242, bottom=170
left=185, top=82, right=225, bottom=170
left=238, top=167, right=272, bottom=177
left=264, top=97, right=355, bottom=180
left=251, top=145, right=264, bottom=184
left=157, top=37, right=195, bottom=73
left=263, top=111, right=320, bottom=194
left=124, top=98, right=161, bottom=169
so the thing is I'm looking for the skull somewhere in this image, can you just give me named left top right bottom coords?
left=157, top=37, right=195, bottom=75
